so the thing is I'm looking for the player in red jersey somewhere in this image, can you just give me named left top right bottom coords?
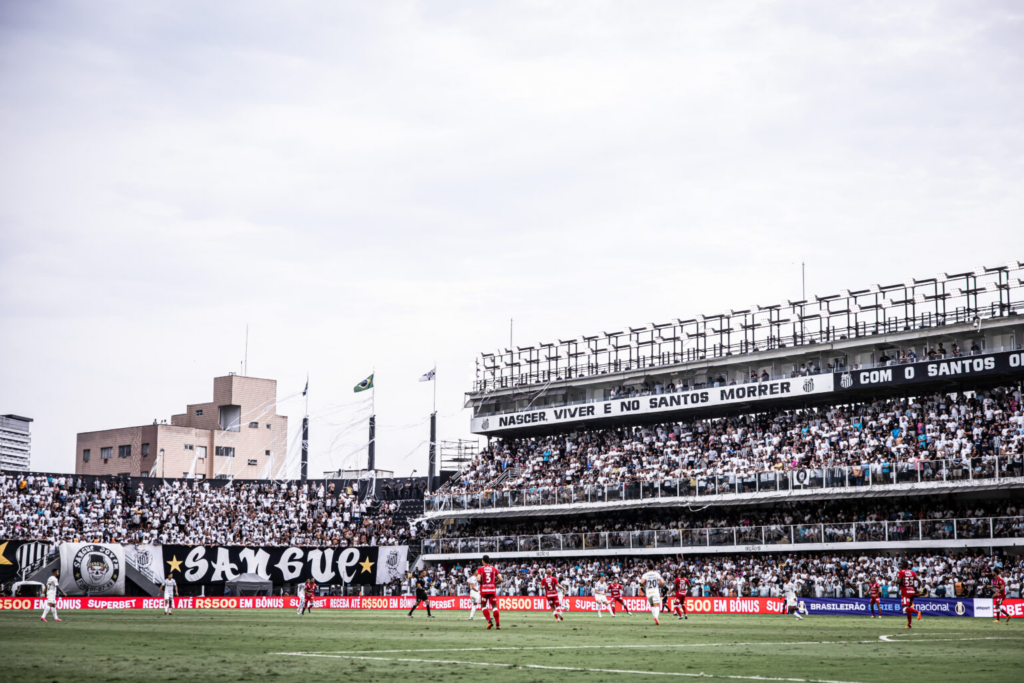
left=540, top=568, right=565, bottom=621
left=302, top=579, right=317, bottom=615
left=991, top=571, right=1009, bottom=624
left=476, top=555, right=503, bottom=630
left=895, top=561, right=922, bottom=629
left=608, top=580, right=632, bottom=616
left=868, top=576, right=882, bottom=618
left=671, top=573, right=690, bottom=620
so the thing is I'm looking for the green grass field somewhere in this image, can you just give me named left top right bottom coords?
left=1, top=609, right=1021, bottom=683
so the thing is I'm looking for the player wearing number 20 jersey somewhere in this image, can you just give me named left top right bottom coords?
left=640, top=567, right=666, bottom=625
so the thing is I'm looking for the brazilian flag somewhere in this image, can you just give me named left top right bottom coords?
left=354, top=374, right=374, bottom=393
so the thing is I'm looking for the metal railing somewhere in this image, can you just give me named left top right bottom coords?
left=421, top=515, right=1024, bottom=555
left=475, top=290, right=1024, bottom=393
left=425, top=456, right=1024, bottom=513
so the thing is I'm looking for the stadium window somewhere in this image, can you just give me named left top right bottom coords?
left=215, top=446, right=235, bottom=457
left=196, top=445, right=207, bottom=459
left=100, top=447, right=112, bottom=460
left=196, top=409, right=203, bottom=416
left=184, top=444, right=194, bottom=451
left=266, top=423, right=271, bottom=429
left=248, top=421, right=259, bottom=429
left=142, top=443, right=150, bottom=457
left=118, top=445, right=131, bottom=458
left=265, top=450, right=270, bottom=456
left=247, top=459, right=258, bottom=466
left=82, top=449, right=90, bottom=462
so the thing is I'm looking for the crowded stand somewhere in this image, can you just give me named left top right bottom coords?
left=444, top=387, right=1024, bottom=496
left=0, top=474, right=427, bottom=547
left=413, top=550, right=1023, bottom=601
left=431, top=498, right=1024, bottom=541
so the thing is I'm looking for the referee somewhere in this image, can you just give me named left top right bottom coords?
left=407, top=573, right=434, bottom=618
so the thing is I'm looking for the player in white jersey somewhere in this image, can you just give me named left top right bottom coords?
left=161, top=574, right=178, bottom=615
left=640, top=565, right=666, bottom=625
left=593, top=578, right=612, bottom=618
left=41, top=569, right=64, bottom=623
left=467, top=574, right=481, bottom=620
left=296, top=581, right=306, bottom=616
left=783, top=579, right=803, bottom=620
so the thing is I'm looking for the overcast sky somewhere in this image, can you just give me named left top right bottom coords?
left=1, top=0, right=1022, bottom=477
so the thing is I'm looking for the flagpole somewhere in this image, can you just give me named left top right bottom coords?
left=432, top=361, right=437, bottom=414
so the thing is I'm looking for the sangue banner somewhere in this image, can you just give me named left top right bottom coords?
left=160, top=545, right=408, bottom=586
left=471, top=375, right=835, bottom=434
left=4, top=595, right=1017, bottom=616
left=58, top=543, right=125, bottom=596
left=834, top=350, right=1024, bottom=392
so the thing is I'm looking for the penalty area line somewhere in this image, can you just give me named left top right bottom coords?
left=271, top=652, right=866, bottom=683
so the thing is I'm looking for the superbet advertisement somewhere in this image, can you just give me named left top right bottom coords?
left=1, top=596, right=1019, bottom=617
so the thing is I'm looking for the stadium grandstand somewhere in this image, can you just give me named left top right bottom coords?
left=3, top=262, right=1024, bottom=607
left=414, top=262, right=1024, bottom=600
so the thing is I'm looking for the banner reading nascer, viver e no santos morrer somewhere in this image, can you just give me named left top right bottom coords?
left=159, top=545, right=408, bottom=585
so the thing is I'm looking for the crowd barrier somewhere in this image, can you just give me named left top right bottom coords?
left=2, top=595, right=1019, bottom=618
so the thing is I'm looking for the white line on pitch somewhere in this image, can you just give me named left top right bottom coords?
left=272, top=652, right=866, bottom=683
left=274, top=635, right=1015, bottom=657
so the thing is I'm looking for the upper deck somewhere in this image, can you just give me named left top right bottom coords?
left=467, top=262, right=1024, bottom=437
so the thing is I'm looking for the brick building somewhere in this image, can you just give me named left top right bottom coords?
left=75, top=374, right=288, bottom=479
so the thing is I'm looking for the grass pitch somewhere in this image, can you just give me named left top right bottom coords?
left=0, top=609, right=1021, bottom=683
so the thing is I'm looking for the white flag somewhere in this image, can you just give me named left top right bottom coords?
left=419, top=368, right=435, bottom=382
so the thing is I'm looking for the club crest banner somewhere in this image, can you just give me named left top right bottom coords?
left=125, top=544, right=165, bottom=586
left=59, top=543, right=125, bottom=596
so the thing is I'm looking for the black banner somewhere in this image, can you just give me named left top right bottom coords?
left=160, top=545, right=408, bottom=586
left=834, top=350, right=1024, bottom=392
left=0, top=540, right=51, bottom=584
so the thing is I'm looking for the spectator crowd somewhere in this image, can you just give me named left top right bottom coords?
left=0, top=474, right=427, bottom=547
left=432, top=497, right=1024, bottom=542
left=413, top=550, right=1023, bottom=601
left=445, top=386, right=1024, bottom=497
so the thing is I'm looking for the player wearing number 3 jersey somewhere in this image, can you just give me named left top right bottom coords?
left=476, top=556, right=503, bottom=630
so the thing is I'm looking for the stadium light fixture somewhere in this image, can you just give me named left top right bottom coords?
left=936, top=272, right=948, bottom=283
left=868, top=284, right=881, bottom=294
left=974, top=266, right=987, bottom=276
left=951, top=287, right=964, bottom=298
left=839, top=289, right=851, bottom=299
left=1008, top=260, right=1021, bottom=271
left=904, top=278, right=916, bottom=288
left=1012, top=278, right=1023, bottom=288
left=882, top=299, right=894, bottom=309
left=695, top=314, right=705, bottom=323
left=914, top=293, right=926, bottom=303
left=986, top=282, right=1000, bottom=292
left=654, top=335, right=665, bottom=344
left=850, top=304, right=862, bottom=314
